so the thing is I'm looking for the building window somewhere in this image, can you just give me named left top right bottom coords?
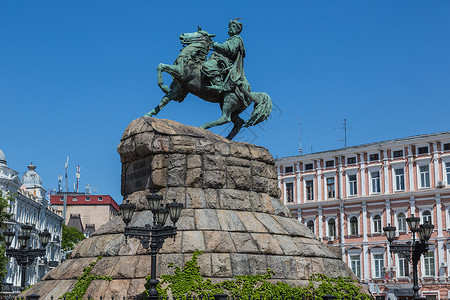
left=350, top=254, right=361, bottom=278
left=326, top=160, right=334, bottom=168
left=305, top=163, right=313, bottom=170
left=369, top=153, right=379, bottom=161
left=60, top=197, right=63, bottom=201
left=326, top=177, right=335, bottom=198
left=398, top=256, right=409, bottom=277
left=373, top=254, right=384, bottom=278
left=419, top=165, right=430, bottom=188
left=422, top=210, right=432, bottom=224
left=350, top=216, right=358, bottom=235
left=98, top=197, right=103, bottom=201
left=306, top=180, right=314, bottom=200
left=73, top=197, right=77, bottom=201
left=394, top=168, right=405, bottom=191
left=370, top=171, right=380, bottom=194
left=423, top=251, right=435, bottom=277
left=393, top=150, right=403, bottom=158
left=444, top=143, right=450, bottom=151
left=285, top=183, right=294, bottom=203
left=397, top=212, right=407, bottom=232
left=373, top=215, right=382, bottom=233
left=446, top=162, right=450, bottom=185
left=285, top=166, right=293, bottom=173
left=348, top=174, right=357, bottom=196
left=347, top=157, right=356, bottom=164
left=86, top=197, right=90, bottom=201
left=418, top=146, right=429, bottom=154
left=328, top=218, right=336, bottom=237
left=307, top=220, right=314, bottom=233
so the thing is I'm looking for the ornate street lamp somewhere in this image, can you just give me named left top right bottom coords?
left=3, top=223, right=50, bottom=291
left=384, top=215, right=434, bottom=299
left=120, top=189, right=183, bottom=300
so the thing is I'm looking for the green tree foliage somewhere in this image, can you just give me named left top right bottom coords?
left=61, top=224, right=85, bottom=252
left=149, top=251, right=372, bottom=300
left=0, top=191, right=14, bottom=290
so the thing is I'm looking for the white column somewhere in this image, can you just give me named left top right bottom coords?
left=436, top=194, right=443, bottom=237
left=317, top=165, right=322, bottom=201
left=361, top=166, right=366, bottom=197
left=410, top=196, right=416, bottom=216
left=296, top=174, right=301, bottom=203
left=318, top=206, right=323, bottom=239
left=340, top=203, right=346, bottom=260
left=297, top=208, right=302, bottom=223
left=385, top=199, right=393, bottom=267
left=383, top=152, right=389, bottom=195
left=338, top=157, right=343, bottom=199
left=363, top=243, right=370, bottom=281
left=433, top=143, right=440, bottom=186
left=408, top=146, right=415, bottom=191
left=362, top=202, right=368, bottom=242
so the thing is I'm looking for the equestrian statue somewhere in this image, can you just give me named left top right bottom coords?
left=144, top=19, right=272, bottom=140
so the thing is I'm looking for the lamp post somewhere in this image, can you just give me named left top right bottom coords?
left=119, top=189, right=183, bottom=300
left=3, top=223, right=51, bottom=291
left=383, top=215, right=434, bottom=299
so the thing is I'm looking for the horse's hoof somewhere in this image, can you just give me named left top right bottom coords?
left=143, top=112, right=154, bottom=117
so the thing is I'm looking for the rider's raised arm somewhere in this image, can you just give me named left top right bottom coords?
left=214, top=36, right=242, bottom=59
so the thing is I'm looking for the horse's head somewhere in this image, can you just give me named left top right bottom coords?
left=179, top=26, right=215, bottom=47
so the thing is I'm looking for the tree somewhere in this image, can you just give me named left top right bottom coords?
left=61, top=225, right=85, bottom=252
left=0, top=191, right=14, bottom=290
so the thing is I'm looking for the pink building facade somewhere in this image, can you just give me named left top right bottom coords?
left=276, top=132, right=450, bottom=299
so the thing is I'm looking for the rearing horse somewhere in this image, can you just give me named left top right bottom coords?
left=144, top=28, right=272, bottom=140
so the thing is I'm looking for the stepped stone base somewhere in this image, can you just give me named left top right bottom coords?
left=22, top=118, right=357, bottom=299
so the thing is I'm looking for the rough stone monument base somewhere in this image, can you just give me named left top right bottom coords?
left=22, top=118, right=356, bottom=299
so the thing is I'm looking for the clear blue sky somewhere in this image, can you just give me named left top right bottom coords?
left=2, top=1, right=449, bottom=203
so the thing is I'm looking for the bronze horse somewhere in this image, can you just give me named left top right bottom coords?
left=145, top=28, right=272, bottom=140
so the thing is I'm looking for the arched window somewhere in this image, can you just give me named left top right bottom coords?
left=423, top=210, right=432, bottom=224
left=397, top=213, right=406, bottom=232
left=350, top=216, right=358, bottom=235
left=328, top=218, right=336, bottom=237
left=373, top=215, right=382, bottom=233
left=307, top=220, right=314, bottom=233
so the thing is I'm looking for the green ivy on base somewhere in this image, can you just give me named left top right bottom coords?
left=145, top=251, right=372, bottom=300
left=61, top=256, right=112, bottom=300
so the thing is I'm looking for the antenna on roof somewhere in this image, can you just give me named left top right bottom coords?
left=75, top=165, right=81, bottom=193
left=298, top=111, right=303, bottom=155
left=57, top=174, right=63, bottom=192
left=85, top=184, right=91, bottom=194
left=336, top=119, right=351, bottom=148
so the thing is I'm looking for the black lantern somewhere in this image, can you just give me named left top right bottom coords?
left=383, top=224, right=396, bottom=243
left=119, top=198, right=136, bottom=226
left=155, top=207, right=169, bottom=225
left=146, top=190, right=163, bottom=212
left=4, top=230, right=15, bottom=247
left=419, top=223, right=434, bottom=242
left=18, top=235, right=28, bottom=248
left=21, top=223, right=33, bottom=239
left=39, top=229, right=51, bottom=247
left=406, top=215, right=420, bottom=232
left=167, top=199, right=183, bottom=224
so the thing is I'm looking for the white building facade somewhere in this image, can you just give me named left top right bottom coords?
left=276, top=132, right=450, bottom=299
left=0, top=149, right=63, bottom=294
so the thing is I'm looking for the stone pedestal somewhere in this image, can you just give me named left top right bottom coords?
left=23, top=118, right=356, bottom=299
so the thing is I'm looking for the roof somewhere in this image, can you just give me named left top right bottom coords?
left=276, top=130, right=450, bottom=163
left=67, top=214, right=84, bottom=232
left=50, top=194, right=119, bottom=212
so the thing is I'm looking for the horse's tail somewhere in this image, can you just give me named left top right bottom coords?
left=243, top=92, right=272, bottom=127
